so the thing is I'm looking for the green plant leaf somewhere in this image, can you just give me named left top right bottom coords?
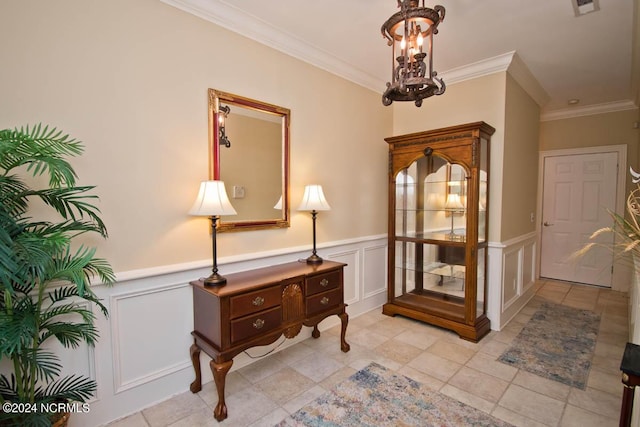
left=38, top=375, right=96, bottom=403
left=0, top=124, right=114, bottom=410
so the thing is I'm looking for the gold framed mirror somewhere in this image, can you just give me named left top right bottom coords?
left=208, top=89, right=290, bottom=231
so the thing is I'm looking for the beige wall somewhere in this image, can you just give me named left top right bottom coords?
left=6, top=0, right=628, bottom=274
left=391, top=73, right=508, bottom=242
left=540, top=110, right=639, bottom=154
left=0, top=0, right=391, bottom=273
left=501, top=74, right=541, bottom=240
left=540, top=109, right=640, bottom=191
left=391, top=72, right=544, bottom=242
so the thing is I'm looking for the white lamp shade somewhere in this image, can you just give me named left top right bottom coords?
left=445, top=193, right=464, bottom=210
left=189, top=180, right=237, bottom=216
left=274, top=195, right=283, bottom=210
left=298, top=185, right=331, bottom=211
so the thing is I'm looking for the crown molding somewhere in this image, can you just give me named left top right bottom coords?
left=160, top=0, right=384, bottom=91
left=161, top=0, right=539, bottom=97
left=162, top=0, right=633, bottom=119
left=441, top=51, right=513, bottom=85
left=440, top=51, right=550, bottom=108
left=506, top=52, right=550, bottom=108
left=540, top=100, right=638, bottom=121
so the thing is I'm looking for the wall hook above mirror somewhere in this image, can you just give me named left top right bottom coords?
left=208, top=89, right=290, bottom=232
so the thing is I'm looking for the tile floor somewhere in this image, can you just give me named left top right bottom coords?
left=107, top=280, right=630, bottom=427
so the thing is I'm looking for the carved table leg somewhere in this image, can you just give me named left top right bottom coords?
left=211, top=359, right=233, bottom=421
left=312, top=325, right=320, bottom=339
left=620, top=382, right=635, bottom=427
left=189, top=343, right=202, bottom=393
left=339, top=311, right=350, bottom=352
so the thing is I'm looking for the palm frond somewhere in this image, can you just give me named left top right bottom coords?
left=38, top=375, right=96, bottom=403
left=0, top=124, right=82, bottom=188
left=10, top=348, right=63, bottom=385
left=45, top=246, right=100, bottom=295
left=39, top=321, right=99, bottom=348
left=0, top=174, right=29, bottom=217
left=39, top=302, right=95, bottom=325
left=0, top=296, right=38, bottom=355
left=48, top=285, right=109, bottom=317
left=0, top=216, right=20, bottom=289
left=26, top=187, right=107, bottom=236
left=0, top=124, right=113, bottom=410
left=0, top=373, right=19, bottom=399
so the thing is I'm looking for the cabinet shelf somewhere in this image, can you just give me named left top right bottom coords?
left=395, top=208, right=467, bottom=214
left=396, top=261, right=465, bottom=278
left=396, top=180, right=468, bottom=186
left=395, top=232, right=475, bottom=244
left=384, top=121, right=495, bottom=342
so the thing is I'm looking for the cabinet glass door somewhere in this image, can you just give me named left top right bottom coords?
left=476, top=136, right=489, bottom=316
left=393, top=154, right=469, bottom=315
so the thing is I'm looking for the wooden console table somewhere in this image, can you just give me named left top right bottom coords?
left=189, top=260, right=350, bottom=421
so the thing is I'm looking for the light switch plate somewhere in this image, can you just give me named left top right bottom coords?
left=233, top=185, right=245, bottom=199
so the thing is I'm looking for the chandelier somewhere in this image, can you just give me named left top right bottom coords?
left=381, top=0, right=446, bottom=107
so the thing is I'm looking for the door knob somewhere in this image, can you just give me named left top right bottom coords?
left=543, top=221, right=554, bottom=226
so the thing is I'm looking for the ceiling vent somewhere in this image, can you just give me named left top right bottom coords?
left=573, top=0, right=600, bottom=17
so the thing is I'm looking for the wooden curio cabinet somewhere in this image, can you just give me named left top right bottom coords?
left=383, top=122, right=495, bottom=342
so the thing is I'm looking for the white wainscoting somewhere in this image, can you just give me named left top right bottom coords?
left=65, top=236, right=387, bottom=427
left=487, top=232, right=538, bottom=330
left=44, top=231, right=536, bottom=426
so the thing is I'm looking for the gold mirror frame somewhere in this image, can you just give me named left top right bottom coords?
left=208, top=89, right=290, bottom=231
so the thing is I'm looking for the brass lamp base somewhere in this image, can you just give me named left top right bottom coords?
left=204, top=272, right=227, bottom=286
left=305, top=253, right=323, bottom=265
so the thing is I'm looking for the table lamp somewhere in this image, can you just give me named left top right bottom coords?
left=298, top=184, right=330, bottom=264
left=189, top=180, right=237, bottom=285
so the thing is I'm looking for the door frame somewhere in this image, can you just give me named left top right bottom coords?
left=536, top=144, right=627, bottom=290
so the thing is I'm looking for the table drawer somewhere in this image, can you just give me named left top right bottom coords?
left=306, top=288, right=342, bottom=316
left=230, top=285, right=281, bottom=319
left=306, top=270, right=340, bottom=296
left=231, top=306, right=282, bottom=343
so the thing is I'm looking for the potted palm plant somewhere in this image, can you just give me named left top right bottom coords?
left=0, top=125, right=115, bottom=427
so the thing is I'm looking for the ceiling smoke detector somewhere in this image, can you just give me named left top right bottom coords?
left=573, top=0, right=600, bottom=17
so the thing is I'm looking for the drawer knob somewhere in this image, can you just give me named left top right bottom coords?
left=253, top=318, right=265, bottom=329
left=320, top=279, right=329, bottom=287
left=320, top=297, right=330, bottom=305
left=252, top=296, right=265, bottom=306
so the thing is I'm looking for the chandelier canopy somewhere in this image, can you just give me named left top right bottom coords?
left=381, top=0, right=446, bottom=107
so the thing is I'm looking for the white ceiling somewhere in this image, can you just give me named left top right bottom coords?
left=164, top=0, right=637, bottom=119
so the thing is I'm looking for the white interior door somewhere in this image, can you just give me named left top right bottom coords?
left=540, top=152, right=618, bottom=286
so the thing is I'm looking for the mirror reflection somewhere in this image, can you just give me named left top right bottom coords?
left=208, top=89, right=290, bottom=231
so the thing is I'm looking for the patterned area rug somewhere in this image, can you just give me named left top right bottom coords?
left=277, top=362, right=514, bottom=427
left=498, top=302, right=600, bottom=389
